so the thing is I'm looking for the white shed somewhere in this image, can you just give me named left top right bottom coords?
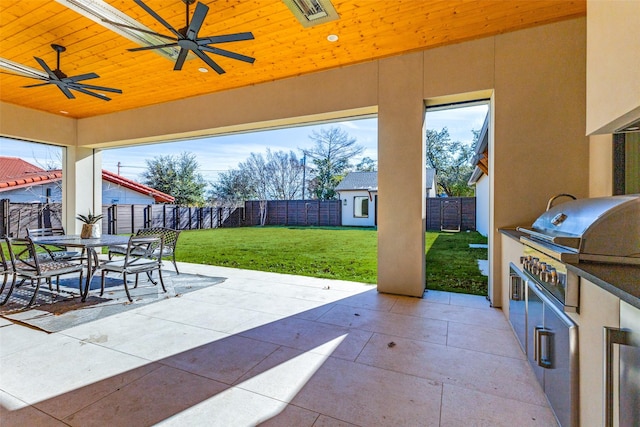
left=336, top=172, right=378, bottom=227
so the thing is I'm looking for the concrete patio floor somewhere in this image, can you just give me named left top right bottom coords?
left=0, top=261, right=557, bottom=426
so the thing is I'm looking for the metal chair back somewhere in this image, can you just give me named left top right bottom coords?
left=1, top=236, right=84, bottom=307
left=101, top=234, right=166, bottom=302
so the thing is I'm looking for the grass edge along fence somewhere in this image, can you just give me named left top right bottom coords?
left=174, top=226, right=488, bottom=296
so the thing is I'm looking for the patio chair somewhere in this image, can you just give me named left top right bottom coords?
left=1, top=236, right=84, bottom=307
left=108, top=227, right=181, bottom=274
left=100, top=235, right=166, bottom=302
left=27, top=227, right=83, bottom=261
left=0, top=240, right=12, bottom=297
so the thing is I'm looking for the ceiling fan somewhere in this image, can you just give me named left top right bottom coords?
left=7, top=44, right=122, bottom=101
left=105, top=0, right=255, bottom=73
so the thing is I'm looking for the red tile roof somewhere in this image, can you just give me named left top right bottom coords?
left=0, top=156, right=62, bottom=190
left=0, top=156, right=175, bottom=203
left=102, top=169, right=175, bottom=203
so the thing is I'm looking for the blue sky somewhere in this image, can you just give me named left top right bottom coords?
left=1, top=103, right=487, bottom=184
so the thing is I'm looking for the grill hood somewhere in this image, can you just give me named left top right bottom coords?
left=517, top=194, right=640, bottom=264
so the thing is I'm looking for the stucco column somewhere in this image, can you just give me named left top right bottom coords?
left=63, top=147, right=102, bottom=233
left=377, top=53, right=426, bottom=297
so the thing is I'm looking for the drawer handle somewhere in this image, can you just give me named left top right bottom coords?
left=535, top=327, right=553, bottom=369
left=510, top=275, right=522, bottom=301
left=603, top=327, right=630, bottom=427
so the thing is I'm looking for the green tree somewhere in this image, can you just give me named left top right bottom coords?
left=141, top=152, right=207, bottom=206
left=304, top=127, right=364, bottom=200
left=210, top=168, right=256, bottom=204
left=356, top=156, right=377, bottom=171
left=426, top=127, right=475, bottom=197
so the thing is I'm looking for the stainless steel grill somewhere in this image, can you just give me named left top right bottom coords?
left=517, top=194, right=640, bottom=265
left=515, top=194, right=640, bottom=313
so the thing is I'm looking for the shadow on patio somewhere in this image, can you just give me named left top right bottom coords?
left=0, top=263, right=556, bottom=426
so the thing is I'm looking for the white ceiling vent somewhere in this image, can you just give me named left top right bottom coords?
left=283, top=0, right=339, bottom=27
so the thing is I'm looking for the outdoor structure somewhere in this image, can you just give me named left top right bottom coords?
left=468, top=113, right=489, bottom=237
left=336, top=169, right=435, bottom=227
left=425, top=169, right=437, bottom=198
left=0, top=157, right=174, bottom=205
left=335, top=172, right=377, bottom=227
left=0, top=157, right=62, bottom=203
left=101, top=170, right=174, bottom=205
left=0, top=1, right=637, bottom=305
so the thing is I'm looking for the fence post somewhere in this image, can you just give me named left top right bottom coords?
left=144, top=205, right=151, bottom=228
left=0, top=199, right=8, bottom=237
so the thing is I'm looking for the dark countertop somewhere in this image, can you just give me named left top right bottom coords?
left=500, top=228, right=640, bottom=309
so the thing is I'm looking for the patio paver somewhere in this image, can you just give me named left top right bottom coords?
left=0, top=261, right=556, bottom=426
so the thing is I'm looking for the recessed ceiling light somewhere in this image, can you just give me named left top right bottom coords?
left=198, top=67, right=209, bottom=73
left=327, top=34, right=338, bottom=42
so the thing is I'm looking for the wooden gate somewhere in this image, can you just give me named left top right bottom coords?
left=441, top=199, right=461, bottom=231
left=426, top=197, right=476, bottom=231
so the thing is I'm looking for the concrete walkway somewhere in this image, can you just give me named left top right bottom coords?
left=0, top=262, right=556, bottom=426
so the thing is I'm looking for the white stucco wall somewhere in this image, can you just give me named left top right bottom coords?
left=474, top=175, right=490, bottom=237
left=338, top=190, right=377, bottom=227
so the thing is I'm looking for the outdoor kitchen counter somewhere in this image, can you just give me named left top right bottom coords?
left=566, top=262, right=640, bottom=309
left=500, top=228, right=640, bottom=309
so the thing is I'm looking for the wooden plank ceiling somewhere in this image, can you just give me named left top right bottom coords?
left=0, top=0, right=585, bottom=119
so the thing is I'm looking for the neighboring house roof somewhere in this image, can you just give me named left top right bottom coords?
left=0, top=157, right=174, bottom=203
left=102, top=170, right=175, bottom=203
left=0, top=156, right=62, bottom=191
left=336, top=169, right=437, bottom=192
left=469, top=112, right=490, bottom=185
left=335, top=172, right=378, bottom=192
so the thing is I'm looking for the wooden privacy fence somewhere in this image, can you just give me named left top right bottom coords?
left=102, top=204, right=240, bottom=235
left=1, top=199, right=342, bottom=237
left=239, top=200, right=342, bottom=227
left=426, top=197, right=476, bottom=232
left=0, top=200, right=64, bottom=238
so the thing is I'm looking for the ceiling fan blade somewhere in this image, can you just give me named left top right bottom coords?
left=67, top=72, right=100, bottom=83
left=102, top=19, right=175, bottom=41
left=134, top=0, right=182, bottom=39
left=71, top=86, right=113, bottom=101
left=185, top=2, right=209, bottom=40
left=34, top=57, right=58, bottom=80
left=173, top=48, right=189, bottom=71
left=74, top=83, right=122, bottom=94
left=129, top=42, right=179, bottom=52
left=193, top=50, right=225, bottom=74
left=200, top=46, right=255, bottom=64
left=22, top=81, right=52, bottom=88
left=198, top=32, right=255, bottom=45
left=51, top=81, right=75, bottom=99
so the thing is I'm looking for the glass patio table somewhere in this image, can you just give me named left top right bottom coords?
left=30, top=234, right=130, bottom=301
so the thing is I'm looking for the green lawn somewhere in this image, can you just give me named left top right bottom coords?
left=425, top=231, right=488, bottom=295
left=176, top=226, right=378, bottom=284
left=175, top=226, right=488, bottom=295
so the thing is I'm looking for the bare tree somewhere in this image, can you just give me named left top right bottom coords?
left=240, top=153, right=270, bottom=225
left=303, top=127, right=364, bottom=200
left=265, top=149, right=305, bottom=200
